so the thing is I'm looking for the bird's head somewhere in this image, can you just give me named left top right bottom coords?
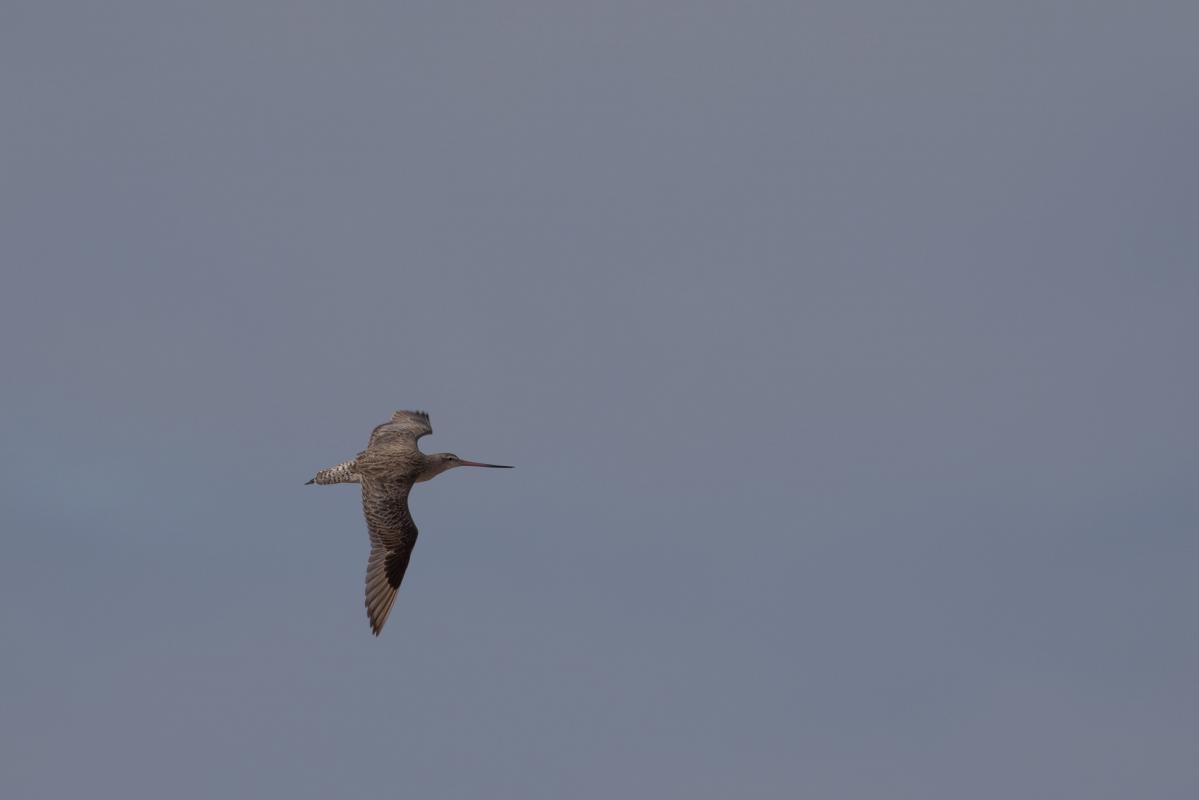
left=419, top=453, right=514, bottom=481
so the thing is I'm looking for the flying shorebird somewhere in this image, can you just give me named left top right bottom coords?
left=307, top=410, right=512, bottom=635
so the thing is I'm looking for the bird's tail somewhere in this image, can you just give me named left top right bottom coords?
left=306, top=459, right=361, bottom=485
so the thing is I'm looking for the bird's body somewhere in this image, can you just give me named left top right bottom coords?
left=307, top=410, right=512, bottom=635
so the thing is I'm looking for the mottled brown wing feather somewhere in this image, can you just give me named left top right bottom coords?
left=367, top=410, right=433, bottom=448
left=361, top=478, right=420, bottom=636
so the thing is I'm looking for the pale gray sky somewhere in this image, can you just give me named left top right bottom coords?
left=3, top=2, right=1198, bottom=798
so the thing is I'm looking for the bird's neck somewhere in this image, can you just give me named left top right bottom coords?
left=414, top=454, right=450, bottom=483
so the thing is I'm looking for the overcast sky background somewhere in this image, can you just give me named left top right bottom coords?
left=3, top=2, right=1197, bottom=798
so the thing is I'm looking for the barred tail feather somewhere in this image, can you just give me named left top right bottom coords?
left=306, top=459, right=360, bottom=485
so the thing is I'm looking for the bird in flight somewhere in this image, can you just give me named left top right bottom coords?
left=307, top=410, right=512, bottom=635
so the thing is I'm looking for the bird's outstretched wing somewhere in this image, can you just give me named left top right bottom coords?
left=367, top=410, right=433, bottom=449
left=361, top=477, right=420, bottom=635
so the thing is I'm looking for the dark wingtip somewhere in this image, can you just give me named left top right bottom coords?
left=305, top=478, right=315, bottom=485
